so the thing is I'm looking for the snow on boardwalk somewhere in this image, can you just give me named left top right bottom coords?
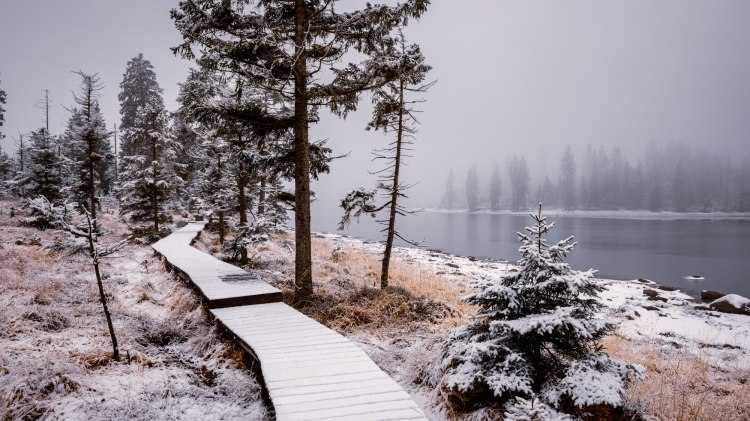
left=155, top=223, right=428, bottom=420
left=213, top=304, right=427, bottom=421
left=152, top=222, right=282, bottom=308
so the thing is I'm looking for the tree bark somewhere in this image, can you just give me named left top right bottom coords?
left=237, top=135, right=248, bottom=225
left=84, top=216, right=119, bottom=362
left=380, top=78, right=405, bottom=289
left=293, top=0, right=313, bottom=303
left=258, top=175, right=266, bottom=216
left=151, top=137, right=159, bottom=232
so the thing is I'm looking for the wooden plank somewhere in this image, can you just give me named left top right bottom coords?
left=157, top=223, right=427, bottom=420
left=152, top=222, right=282, bottom=309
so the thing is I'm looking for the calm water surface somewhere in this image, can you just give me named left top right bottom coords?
left=312, top=207, right=750, bottom=297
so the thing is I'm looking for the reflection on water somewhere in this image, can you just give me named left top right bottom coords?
left=312, top=206, right=750, bottom=297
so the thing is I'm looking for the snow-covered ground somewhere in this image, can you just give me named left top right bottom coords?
left=0, top=203, right=267, bottom=420
left=312, top=231, right=750, bottom=420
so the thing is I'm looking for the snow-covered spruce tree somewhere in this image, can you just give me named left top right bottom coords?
left=66, top=72, right=113, bottom=229
left=440, top=204, right=643, bottom=418
left=466, top=165, right=480, bottom=212
left=490, top=165, right=502, bottom=211
left=119, top=104, right=181, bottom=237
left=25, top=128, right=63, bottom=202
left=442, top=169, right=456, bottom=209
left=339, top=32, right=432, bottom=288
left=0, top=145, right=13, bottom=186
left=0, top=77, right=6, bottom=138
left=559, top=146, right=576, bottom=211
left=118, top=54, right=164, bottom=158
left=510, top=156, right=530, bottom=211
left=199, top=136, right=238, bottom=244
left=172, top=0, right=429, bottom=303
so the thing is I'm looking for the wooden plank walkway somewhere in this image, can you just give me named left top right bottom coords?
left=152, top=222, right=283, bottom=308
left=154, top=222, right=428, bottom=421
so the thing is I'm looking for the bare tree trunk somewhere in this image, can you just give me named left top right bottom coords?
left=258, top=175, right=266, bottom=216
left=217, top=151, right=225, bottom=244
left=381, top=79, right=405, bottom=289
left=151, top=137, right=159, bottom=232
left=218, top=211, right=225, bottom=244
left=237, top=148, right=248, bottom=225
left=84, top=214, right=119, bottom=361
left=293, top=0, right=313, bottom=303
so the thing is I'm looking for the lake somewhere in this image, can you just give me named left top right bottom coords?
left=311, top=206, right=750, bottom=298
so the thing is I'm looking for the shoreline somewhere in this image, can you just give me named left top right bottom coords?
left=313, top=229, right=744, bottom=301
left=419, top=207, right=750, bottom=221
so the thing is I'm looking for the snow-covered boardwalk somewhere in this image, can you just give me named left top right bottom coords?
left=152, top=222, right=283, bottom=308
left=154, top=223, right=428, bottom=421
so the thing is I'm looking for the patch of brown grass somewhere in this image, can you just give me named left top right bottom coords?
left=604, top=333, right=750, bottom=421
left=246, top=236, right=475, bottom=336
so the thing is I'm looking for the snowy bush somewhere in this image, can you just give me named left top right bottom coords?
left=440, top=205, right=644, bottom=417
left=21, top=196, right=76, bottom=230
left=225, top=217, right=278, bottom=263
left=504, top=396, right=572, bottom=421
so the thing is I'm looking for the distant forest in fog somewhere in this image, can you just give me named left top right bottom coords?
left=441, top=143, right=750, bottom=213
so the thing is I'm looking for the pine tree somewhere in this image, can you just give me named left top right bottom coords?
left=489, top=165, right=502, bottom=211
left=26, top=128, right=63, bottom=202
left=737, top=158, right=750, bottom=212
left=0, top=146, right=12, bottom=179
left=559, top=146, right=576, bottom=210
left=510, top=156, right=530, bottom=211
left=466, top=165, right=480, bottom=212
left=199, top=136, right=237, bottom=244
left=118, top=54, right=164, bottom=157
left=66, top=72, right=112, bottom=227
left=118, top=55, right=180, bottom=236
left=338, top=33, right=432, bottom=288
left=442, top=169, right=456, bottom=209
left=119, top=104, right=180, bottom=235
left=441, top=205, right=642, bottom=417
left=0, top=77, right=6, bottom=141
left=172, top=0, right=429, bottom=303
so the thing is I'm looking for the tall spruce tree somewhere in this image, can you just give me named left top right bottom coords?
left=466, top=165, right=480, bottom=212
left=0, top=77, right=6, bottom=141
left=510, top=156, right=530, bottom=211
left=118, top=54, right=164, bottom=157
left=489, top=165, right=502, bottom=211
left=338, top=33, right=432, bottom=288
left=67, top=72, right=112, bottom=228
left=442, top=169, right=456, bottom=209
left=119, top=103, right=180, bottom=235
left=118, top=55, right=180, bottom=235
left=441, top=205, right=643, bottom=417
left=172, top=0, right=429, bottom=302
left=559, top=146, right=576, bottom=210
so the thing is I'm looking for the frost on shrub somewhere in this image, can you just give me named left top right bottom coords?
left=440, top=205, right=643, bottom=416
left=21, top=196, right=76, bottom=230
left=225, top=217, right=278, bottom=264
left=504, top=396, right=572, bottom=421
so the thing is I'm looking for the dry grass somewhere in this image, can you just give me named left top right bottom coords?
left=604, top=333, right=750, bottom=421
left=0, top=201, right=267, bottom=420
left=228, top=231, right=475, bottom=336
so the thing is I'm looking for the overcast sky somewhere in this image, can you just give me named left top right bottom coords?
left=2, top=0, right=749, bottom=208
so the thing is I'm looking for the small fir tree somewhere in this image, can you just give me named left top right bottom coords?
left=441, top=204, right=643, bottom=417
left=26, top=128, right=63, bottom=202
left=466, top=165, right=480, bottom=212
